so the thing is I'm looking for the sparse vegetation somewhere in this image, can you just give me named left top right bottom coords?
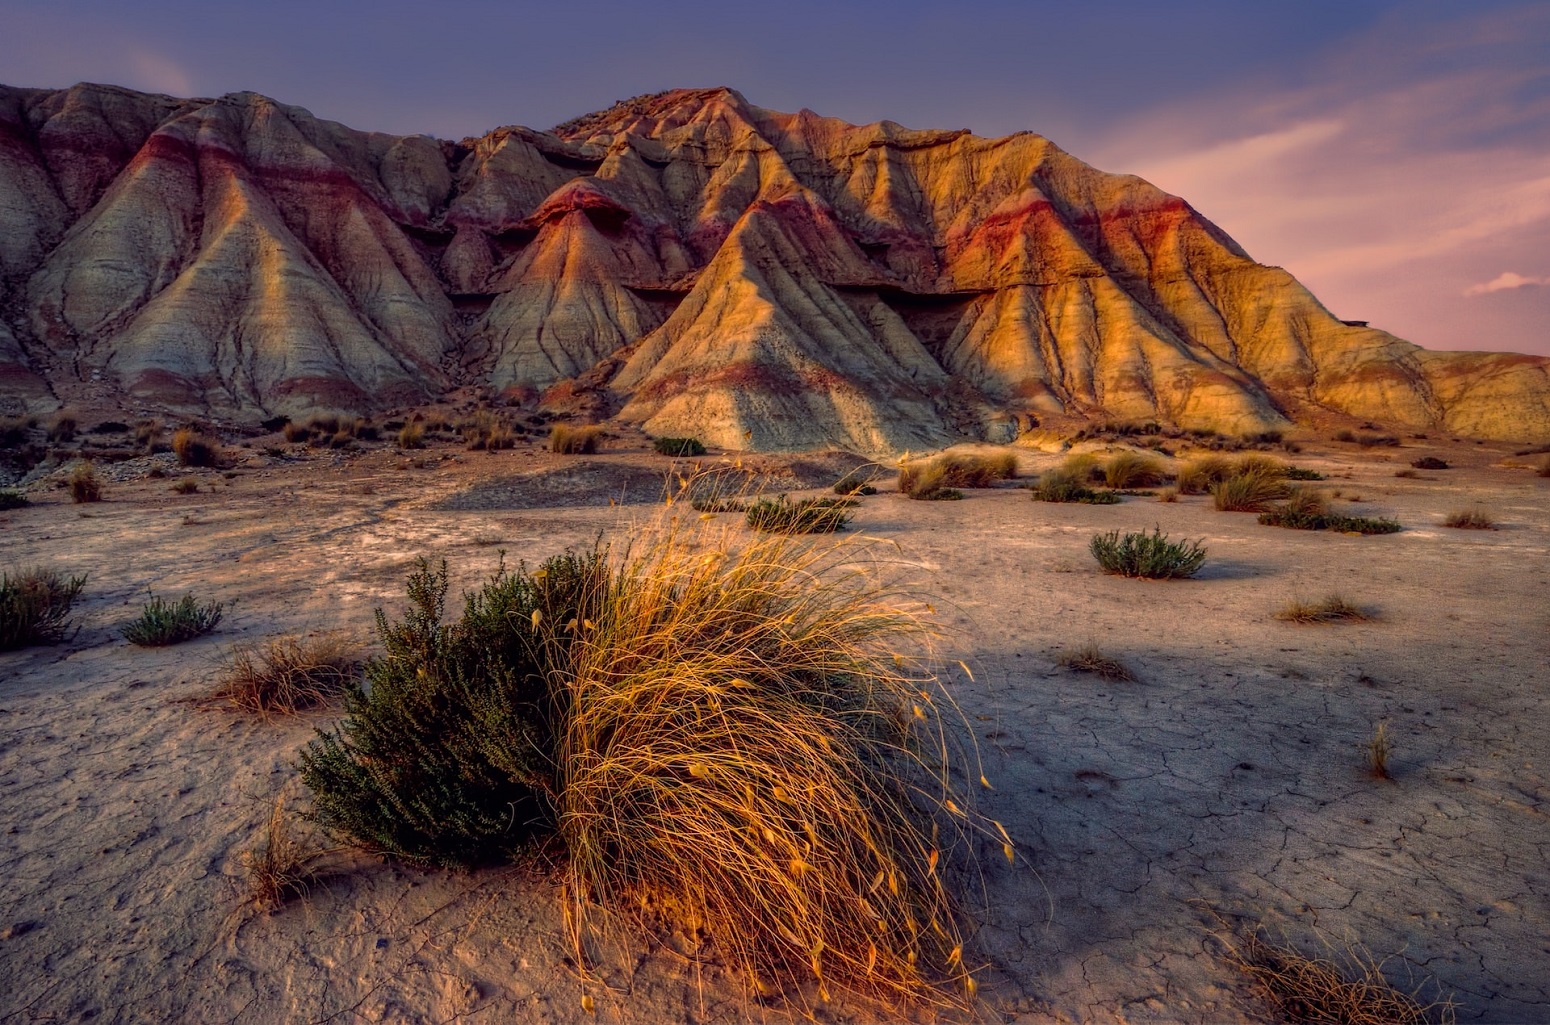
left=1089, top=527, right=1206, bottom=579
left=121, top=592, right=225, bottom=646
left=1157, top=487, right=1178, bottom=503
left=462, top=410, right=516, bottom=451
left=302, top=528, right=988, bottom=1008
left=1056, top=642, right=1135, bottom=681
left=652, top=436, right=706, bottom=457
left=0, top=489, right=29, bottom=510
left=550, top=423, right=603, bottom=455
left=1258, top=492, right=1402, bottom=534
left=395, top=421, right=426, bottom=449
left=1442, top=508, right=1495, bottom=530
left=217, top=632, right=361, bottom=717
left=69, top=461, right=103, bottom=503
left=0, top=567, right=86, bottom=650
left=1227, top=926, right=1453, bottom=1024
left=134, top=419, right=164, bottom=452
left=282, top=421, right=311, bottom=443
left=1100, top=451, right=1170, bottom=489
left=1029, top=469, right=1121, bottom=504
left=171, top=477, right=199, bottom=495
left=172, top=427, right=221, bottom=467
left=48, top=414, right=77, bottom=443
left=1284, top=466, right=1325, bottom=480
left=1411, top=456, right=1448, bottom=470
left=1275, top=595, right=1370, bottom=624
left=1176, top=455, right=1237, bottom=494
left=1212, top=466, right=1291, bottom=511
left=899, top=451, right=1017, bottom=499
left=745, top=496, right=853, bottom=533
left=832, top=465, right=882, bottom=495
left=1367, top=722, right=1393, bottom=779
left=241, top=792, right=331, bottom=913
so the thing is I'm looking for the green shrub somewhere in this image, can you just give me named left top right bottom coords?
left=745, top=496, right=853, bottom=533
left=1089, top=527, right=1206, bottom=579
left=653, top=436, right=706, bottom=457
left=1, top=567, right=86, bottom=650
left=1283, top=466, right=1326, bottom=480
left=301, top=552, right=606, bottom=867
left=1029, top=469, right=1120, bottom=504
left=69, top=462, right=103, bottom=503
left=0, top=490, right=29, bottom=510
left=1258, top=491, right=1401, bottom=534
left=1411, top=456, right=1448, bottom=470
left=121, top=592, right=225, bottom=646
left=832, top=465, right=882, bottom=495
left=551, top=424, right=603, bottom=455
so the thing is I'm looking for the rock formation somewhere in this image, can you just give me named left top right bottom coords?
left=2, top=82, right=1546, bottom=452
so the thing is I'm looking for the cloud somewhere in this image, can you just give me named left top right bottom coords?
left=126, top=49, right=195, bottom=97
left=1465, top=272, right=1548, bottom=296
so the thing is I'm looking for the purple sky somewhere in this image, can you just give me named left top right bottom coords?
left=3, top=0, right=1546, bottom=356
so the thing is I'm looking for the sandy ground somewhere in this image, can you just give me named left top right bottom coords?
left=1, top=433, right=1547, bottom=1023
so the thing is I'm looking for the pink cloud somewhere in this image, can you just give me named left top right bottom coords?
left=1465, top=272, right=1548, bottom=297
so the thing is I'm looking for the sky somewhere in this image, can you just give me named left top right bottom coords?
left=2, top=0, right=1546, bottom=356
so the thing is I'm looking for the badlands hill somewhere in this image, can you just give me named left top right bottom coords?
left=1, top=82, right=1547, bottom=453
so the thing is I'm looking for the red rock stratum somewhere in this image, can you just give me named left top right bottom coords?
left=2, top=83, right=1546, bottom=452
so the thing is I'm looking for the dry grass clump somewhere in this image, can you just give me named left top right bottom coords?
left=1175, top=455, right=1236, bottom=494
left=462, top=410, right=516, bottom=451
left=1228, top=926, right=1454, bottom=1024
left=1367, top=722, right=1394, bottom=779
left=1055, top=642, right=1135, bottom=681
left=282, top=421, right=311, bottom=443
left=69, top=461, right=103, bottom=503
left=218, top=632, right=361, bottom=717
left=551, top=423, right=604, bottom=455
left=899, top=451, right=1017, bottom=499
left=1157, top=487, right=1178, bottom=503
left=1213, top=465, right=1292, bottom=512
left=47, top=413, right=77, bottom=443
left=395, top=420, right=426, bottom=449
left=1275, top=594, right=1370, bottom=624
left=1442, top=507, right=1495, bottom=530
left=559, top=521, right=983, bottom=1008
left=241, top=792, right=336, bottom=914
left=171, top=477, right=199, bottom=495
left=172, top=427, right=221, bottom=467
left=1100, top=451, right=1171, bottom=489
left=1, top=567, right=86, bottom=650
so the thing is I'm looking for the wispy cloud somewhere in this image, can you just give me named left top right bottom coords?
left=1465, top=271, right=1548, bottom=296
left=1087, top=5, right=1550, bottom=356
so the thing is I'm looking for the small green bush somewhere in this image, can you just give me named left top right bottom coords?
left=653, top=436, right=706, bottom=457
left=0, top=490, right=29, bottom=510
left=121, top=592, right=225, bottom=646
left=744, top=496, right=852, bottom=533
left=69, top=462, right=103, bottom=503
left=1089, top=527, right=1206, bottom=579
left=1, top=567, right=86, bottom=650
left=1030, top=469, right=1121, bottom=504
left=832, top=465, right=881, bottom=496
left=1283, top=466, right=1325, bottom=480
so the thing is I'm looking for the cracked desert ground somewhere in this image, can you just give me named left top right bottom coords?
left=1, top=431, right=1546, bottom=1024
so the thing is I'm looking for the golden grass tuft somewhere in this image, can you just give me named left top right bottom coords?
left=1227, top=927, right=1452, bottom=1024
left=1275, top=594, right=1370, bottom=624
left=1367, top=722, right=1393, bottom=779
left=558, top=513, right=986, bottom=1009
left=68, top=461, right=103, bottom=503
left=551, top=423, right=604, bottom=455
left=1213, top=466, right=1291, bottom=512
left=1055, top=642, right=1135, bottom=681
left=172, top=427, right=221, bottom=467
left=1100, top=451, right=1171, bottom=489
left=1441, top=507, right=1495, bottom=530
left=899, top=451, right=1016, bottom=498
left=217, top=632, right=361, bottom=718
left=241, top=792, right=335, bottom=914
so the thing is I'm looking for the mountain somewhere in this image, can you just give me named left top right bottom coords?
left=2, top=82, right=1546, bottom=452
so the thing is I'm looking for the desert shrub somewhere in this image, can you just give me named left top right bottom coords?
left=134, top=419, right=163, bottom=451
left=1213, top=467, right=1291, bottom=512
left=282, top=422, right=310, bottom=443
left=1411, top=456, right=1448, bottom=470
left=349, top=417, right=379, bottom=441
left=307, top=415, right=340, bottom=436
left=1284, top=466, right=1325, bottom=480
left=900, top=452, right=1016, bottom=499
left=1275, top=595, right=1370, bottom=624
left=1331, top=515, right=1402, bottom=535
left=832, top=465, right=882, bottom=496
left=1101, top=451, right=1171, bottom=489
left=1029, top=469, right=1120, bottom=504
left=1056, top=642, right=1135, bottom=681
left=551, top=424, right=603, bottom=455
left=1256, top=487, right=1330, bottom=530
left=745, top=496, right=853, bottom=533
left=1157, top=487, right=1179, bottom=503
left=47, top=414, right=77, bottom=443
left=1228, top=926, right=1453, bottom=1024
left=462, top=410, right=515, bottom=451
left=1176, top=455, right=1236, bottom=494
left=1442, top=508, right=1495, bottom=530
left=326, top=431, right=354, bottom=450
left=0, top=489, right=29, bottom=510
left=69, top=462, right=103, bottom=503
left=1333, top=429, right=1356, bottom=443
left=302, top=551, right=608, bottom=868
left=218, top=632, right=361, bottom=717
left=1059, top=452, right=1103, bottom=482
left=396, top=421, right=426, bottom=449
left=558, top=523, right=981, bottom=1008
left=0, top=567, right=86, bottom=650
left=171, top=477, right=199, bottom=495
left=121, top=592, right=225, bottom=646
left=653, top=436, right=706, bottom=457
left=172, top=427, right=220, bottom=467
left=1356, top=433, right=1400, bottom=448
left=1089, top=527, right=1206, bottom=579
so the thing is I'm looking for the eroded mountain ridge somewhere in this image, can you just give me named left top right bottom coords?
left=2, top=82, right=1547, bottom=452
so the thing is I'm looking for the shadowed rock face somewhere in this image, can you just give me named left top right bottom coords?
left=2, top=82, right=1546, bottom=451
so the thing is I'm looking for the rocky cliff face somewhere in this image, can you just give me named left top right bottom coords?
left=2, top=82, right=1546, bottom=451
